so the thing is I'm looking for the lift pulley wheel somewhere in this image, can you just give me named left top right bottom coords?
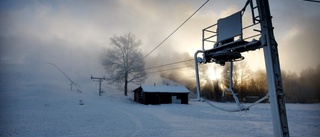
left=206, top=50, right=242, bottom=65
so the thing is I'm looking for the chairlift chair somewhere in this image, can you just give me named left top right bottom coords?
left=201, top=11, right=261, bottom=66
left=194, top=9, right=267, bottom=112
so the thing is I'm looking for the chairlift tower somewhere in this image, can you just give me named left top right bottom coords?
left=91, top=76, right=105, bottom=96
left=194, top=0, right=289, bottom=136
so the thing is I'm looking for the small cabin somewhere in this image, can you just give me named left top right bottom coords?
left=133, top=85, right=190, bottom=105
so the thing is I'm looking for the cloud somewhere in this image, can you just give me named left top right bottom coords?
left=277, top=15, right=320, bottom=72
left=1, top=0, right=319, bottom=85
left=272, top=0, right=320, bottom=72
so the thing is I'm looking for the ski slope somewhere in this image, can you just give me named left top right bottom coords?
left=0, top=63, right=319, bottom=137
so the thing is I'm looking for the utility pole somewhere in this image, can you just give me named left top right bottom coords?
left=257, top=0, right=290, bottom=136
left=91, top=76, right=105, bottom=96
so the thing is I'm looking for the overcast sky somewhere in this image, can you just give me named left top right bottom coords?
left=1, top=0, right=319, bottom=77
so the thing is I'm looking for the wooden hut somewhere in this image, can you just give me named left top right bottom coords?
left=133, top=85, right=189, bottom=104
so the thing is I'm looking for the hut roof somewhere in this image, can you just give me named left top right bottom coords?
left=140, top=85, right=189, bottom=93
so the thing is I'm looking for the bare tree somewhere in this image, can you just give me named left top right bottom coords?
left=102, top=33, right=147, bottom=96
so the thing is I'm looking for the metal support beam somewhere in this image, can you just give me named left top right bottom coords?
left=194, top=50, right=204, bottom=100
left=257, top=0, right=290, bottom=136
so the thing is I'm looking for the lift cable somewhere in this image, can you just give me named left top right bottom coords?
left=146, top=65, right=194, bottom=74
left=144, top=59, right=193, bottom=71
left=143, top=0, right=210, bottom=59
left=302, top=0, right=320, bottom=3
left=47, top=63, right=82, bottom=92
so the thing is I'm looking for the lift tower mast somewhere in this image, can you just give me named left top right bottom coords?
left=91, top=76, right=105, bottom=96
left=194, top=0, right=289, bottom=136
left=257, top=0, right=289, bottom=136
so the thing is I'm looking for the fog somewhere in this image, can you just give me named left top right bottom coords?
left=1, top=0, right=319, bottom=87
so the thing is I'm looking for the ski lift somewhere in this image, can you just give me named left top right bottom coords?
left=194, top=0, right=290, bottom=136
left=194, top=4, right=266, bottom=112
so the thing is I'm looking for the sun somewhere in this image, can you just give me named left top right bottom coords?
left=208, top=70, right=221, bottom=81
left=209, top=73, right=218, bottom=81
left=207, top=65, right=222, bottom=81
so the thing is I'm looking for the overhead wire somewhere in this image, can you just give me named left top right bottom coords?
left=144, top=59, right=194, bottom=70
left=302, top=0, right=320, bottom=3
left=47, top=63, right=82, bottom=92
left=140, top=0, right=210, bottom=75
left=142, top=58, right=194, bottom=74
left=146, top=65, right=195, bottom=74
left=142, top=0, right=210, bottom=59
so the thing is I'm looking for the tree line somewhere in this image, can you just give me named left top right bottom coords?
left=161, top=59, right=320, bottom=103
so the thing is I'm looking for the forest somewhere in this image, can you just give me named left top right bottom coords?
left=160, top=59, right=320, bottom=103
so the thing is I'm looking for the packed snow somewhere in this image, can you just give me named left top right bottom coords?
left=0, top=63, right=319, bottom=137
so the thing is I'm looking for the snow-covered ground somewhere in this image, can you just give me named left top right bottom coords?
left=1, top=63, right=319, bottom=137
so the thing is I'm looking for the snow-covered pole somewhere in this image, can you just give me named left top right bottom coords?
left=194, top=50, right=204, bottom=100
left=257, top=0, right=290, bottom=136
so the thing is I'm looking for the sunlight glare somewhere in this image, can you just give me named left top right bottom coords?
left=208, top=64, right=221, bottom=81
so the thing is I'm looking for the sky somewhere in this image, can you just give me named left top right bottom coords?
left=1, top=0, right=319, bottom=81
